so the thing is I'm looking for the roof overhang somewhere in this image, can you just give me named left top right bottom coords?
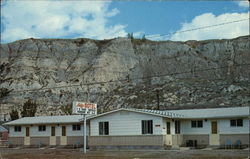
left=86, top=108, right=174, bottom=120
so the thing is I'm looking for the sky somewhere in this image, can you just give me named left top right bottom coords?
left=0, top=0, right=249, bottom=43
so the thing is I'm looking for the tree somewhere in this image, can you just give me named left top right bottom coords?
left=127, top=33, right=134, bottom=40
left=21, top=99, right=37, bottom=117
left=142, top=34, right=146, bottom=41
left=0, top=88, right=11, bottom=98
left=60, top=104, right=72, bottom=115
left=10, top=109, right=19, bottom=120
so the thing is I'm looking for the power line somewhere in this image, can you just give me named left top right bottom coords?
left=145, top=18, right=250, bottom=39
left=9, top=63, right=250, bottom=93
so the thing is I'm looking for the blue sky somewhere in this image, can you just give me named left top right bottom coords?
left=110, top=1, right=248, bottom=35
left=1, top=0, right=249, bottom=43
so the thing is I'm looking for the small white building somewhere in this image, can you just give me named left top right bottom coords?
left=88, top=106, right=249, bottom=149
left=4, top=115, right=89, bottom=147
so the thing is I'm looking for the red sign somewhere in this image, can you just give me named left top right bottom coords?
left=76, top=103, right=97, bottom=109
left=73, top=101, right=97, bottom=115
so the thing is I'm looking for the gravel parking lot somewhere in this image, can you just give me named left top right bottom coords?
left=0, top=147, right=249, bottom=159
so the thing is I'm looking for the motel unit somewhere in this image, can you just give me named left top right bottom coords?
left=4, top=115, right=90, bottom=147
left=88, top=106, right=249, bottom=149
left=4, top=106, right=250, bottom=149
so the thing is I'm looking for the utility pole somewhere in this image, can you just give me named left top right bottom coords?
left=156, top=89, right=160, bottom=110
left=83, top=84, right=90, bottom=154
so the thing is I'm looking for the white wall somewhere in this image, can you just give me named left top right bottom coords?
left=9, top=126, right=25, bottom=137
left=218, top=118, right=249, bottom=134
left=9, top=123, right=89, bottom=137
left=179, top=118, right=249, bottom=135
left=30, top=125, right=51, bottom=137
left=66, top=124, right=89, bottom=136
left=181, top=120, right=210, bottom=135
left=90, top=110, right=165, bottom=136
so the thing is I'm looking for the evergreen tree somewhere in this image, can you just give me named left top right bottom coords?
left=10, top=109, right=19, bottom=120
left=60, top=104, right=72, bottom=115
left=142, top=34, right=146, bottom=40
left=21, top=99, right=37, bottom=117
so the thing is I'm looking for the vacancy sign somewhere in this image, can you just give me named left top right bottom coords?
left=72, top=101, right=97, bottom=115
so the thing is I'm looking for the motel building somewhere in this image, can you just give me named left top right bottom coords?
left=4, top=106, right=249, bottom=149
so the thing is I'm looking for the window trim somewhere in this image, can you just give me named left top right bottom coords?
left=38, top=125, right=46, bottom=132
left=191, top=120, right=203, bottom=128
left=230, top=119, right=243, bottom=127
left=14, top=126, right=22, bottom=132
left=141, top=120, right=153, bottom=135
left=72, top=124, right=81, bottom=131
left=99, top=121, right=109, bottom=135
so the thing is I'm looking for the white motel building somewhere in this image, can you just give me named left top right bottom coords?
left=4, top=106, right=249, bottom=149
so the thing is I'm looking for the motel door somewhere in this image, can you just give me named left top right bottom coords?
left=62, top=126, right=66, bottom=136
left=51, top=126, right=56, bottom=136
left=209, top=121, right=220, bottom=145
left=211, top=121, right=218, bottom=134
left=24, top=127, right=30, bottom=146
left=60, top=126, right=67, bottom=145
left=26, top=127, right=30, bottom=137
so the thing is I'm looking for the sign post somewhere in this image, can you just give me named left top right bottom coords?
left=72, top=101, right=97, bottom=154
left=83, top=114, right=86, bottom=154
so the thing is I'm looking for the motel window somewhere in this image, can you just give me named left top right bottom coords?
left=38, top=125, right=46, bottom=131
left=14, top=126, right=21, bottom=132
left=191, top=120, right=203, bottom=128
left=230, top=119, right=243, bottom=127
left=99, top=122, right=109, bottom=135
left=141, top=120, right=153, bottom=134
left=72, top=124, right=81, bottom=131
left=175, top=120, right=181, bottom=134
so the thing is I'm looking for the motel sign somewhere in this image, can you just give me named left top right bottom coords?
left=72, top=101, right=97, bottom=115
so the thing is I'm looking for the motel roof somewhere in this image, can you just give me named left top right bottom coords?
left=87, top=106, right=249, bottom=120
left=0, top=125, right=8, bottom=132
left=87, top=108, right=185, bottom=120
left=4, top=106, right=249, bottom=125
left=4, top=115, right=93, bottom=126
left=168, top=106, right=250, bottom=119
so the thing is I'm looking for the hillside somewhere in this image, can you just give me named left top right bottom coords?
left=0, top=36, right=249, bottom=116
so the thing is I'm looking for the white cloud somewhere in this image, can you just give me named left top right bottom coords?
left=170, top=12, right=249, bottom=41
left=237, top=1, right=249, bottom=8
left=1, top=1, right=127, bottom=43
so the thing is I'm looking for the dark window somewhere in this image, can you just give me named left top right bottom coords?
left=99, top=122, right=109, bottom=135
left=237, top=119, right=243, bottom=126
left=197, top=121, right=203, bottom=128
left=230, top=119, right=243, bottom=127
left=72, top=124, right=81, bottom=131
left=230, top=120, right=236, bottom=126
left=14, top=126, right=21, bottom=132
left=167, top=122, right=171, bottom=134
left=191, top=120, right=203, bottom=128
left=142, top=120, right=153, bottom=134
left=175, top=120, right=180, bottom=134
left=38, top=125, right=46, bottom=131
left=191, top=121, right=197, bottom=127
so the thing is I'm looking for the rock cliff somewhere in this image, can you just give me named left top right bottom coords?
left=0, top=36, right=249, bottom=116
